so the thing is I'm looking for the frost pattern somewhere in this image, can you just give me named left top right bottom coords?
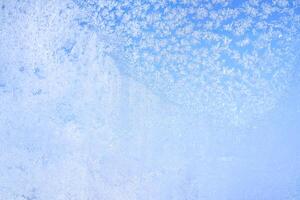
left=1, top=0, right=300, bottom=200
left=73, top=0, right=300, bottom=124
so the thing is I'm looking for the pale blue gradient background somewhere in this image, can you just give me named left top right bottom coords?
left=0, top=0, right=300, bottom=199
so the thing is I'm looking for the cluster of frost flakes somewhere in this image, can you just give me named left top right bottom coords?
left=71, top=0, right=300, bottom=125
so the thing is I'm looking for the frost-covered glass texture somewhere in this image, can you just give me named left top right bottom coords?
left=0, top=0, right=300, bottom=199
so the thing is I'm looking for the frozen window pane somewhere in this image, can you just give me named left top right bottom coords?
left=0, top=0, right=300, bottom=199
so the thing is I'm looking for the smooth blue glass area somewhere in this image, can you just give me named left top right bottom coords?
left=0, top=0, right=300, bottom=199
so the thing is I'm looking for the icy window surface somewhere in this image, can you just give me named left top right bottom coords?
left=0, top=0, right=300, bottom=199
